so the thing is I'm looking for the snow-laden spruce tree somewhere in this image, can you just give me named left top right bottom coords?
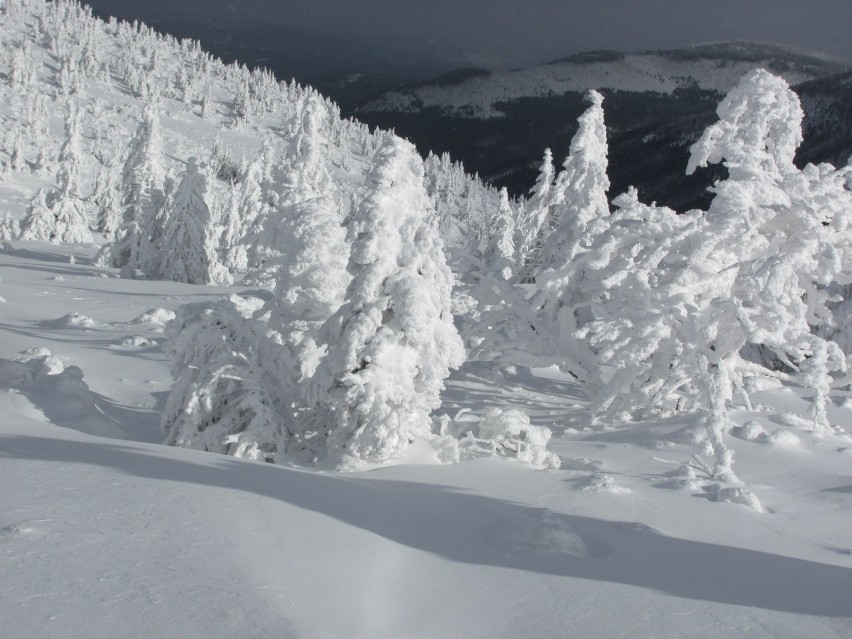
left=514, top=148, right=555, bottom=282
left=568, top=188, right=705, bottom=419
left=252, top=167, right=351, bottom=461
left=18, top=189, right=54, bottom=240
left=541, top=90, right=609, bottom=271
left=532, top=91, right=612, bottom=384
left=264, top=166, right=349, bottom=383
left=92, top=154, right=124, bottom=240
left=154, top=157, right=229, bottom=285
left=222, top=139, right=274, bottom=273
left=19, top=103, right=92, bottom=244
left=484, top=187, right=517, bottom=281
left=685, top=69, right=849, bottom=434
left=308, top=137, right=465, bottom=465
left=98, top=100, right=165, bottom=273
left=242, top=95, right=335, bottom=283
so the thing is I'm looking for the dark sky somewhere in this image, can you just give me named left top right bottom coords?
left=84, top=0, right=852, bottom=69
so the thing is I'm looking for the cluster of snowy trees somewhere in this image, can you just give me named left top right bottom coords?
left=1, top=1, right=849, bottom=475
left=477, top=71, right=851, bottom=479
left=0, top=0, right=506, bottom=288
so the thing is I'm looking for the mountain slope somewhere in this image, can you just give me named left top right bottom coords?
left=354, top=42, right=852, bottom=209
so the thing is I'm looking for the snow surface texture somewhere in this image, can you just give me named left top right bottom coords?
left=2, top=244, right=852, bottom=639
left=1, top=1, right=852, bottom=636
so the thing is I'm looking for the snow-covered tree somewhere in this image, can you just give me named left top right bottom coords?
left=514, top=148, right=555, bottom=282
left=18, top=189, right=55, bottom=240
left=560, top=70, right=851, bottom=479
left=541, top=90, right=610, bottom=271
left=99, top=100, right=165, bottom=272
left=162, top=297, right=286, bottom=461
left=484, top=187, right=517, bottom=281
left=154, top=157, right=228, bottom=285
left=308, top=137, right=465, bottom=465
left=18, top=103, right=92, bottom=244
left=91, top=155, right=123, bottom=239
left=685, top=69, right=849, bottom=434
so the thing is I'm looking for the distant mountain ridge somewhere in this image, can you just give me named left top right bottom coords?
left=351, top=42, right=852, bottom=210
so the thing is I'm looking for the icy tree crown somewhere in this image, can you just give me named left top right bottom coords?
left=687, top=68, right=804, bottom=179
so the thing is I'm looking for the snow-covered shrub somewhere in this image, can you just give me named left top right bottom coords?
left=162, top=298, right=288, bottom=462
left=471, top=408, right=560, bottom=470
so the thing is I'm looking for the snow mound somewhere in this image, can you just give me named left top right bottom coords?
left=714, top=487, right=765, bottom=512
left=110, top=335, right=158, bottom=349
left=732, top=420, right=767, bottom=442
left=449, top=408, right=561, bottom=470
left=576, top=472, right=631, bottom=493
left=129, top=308, right=176, bottom=331
left=763, top=429, right=801, bottom=446
left=656, top=463, right=701, bottom=490
left=0, top=349, right=113, bottom=437
left=38, top=311, right=108, bottom=329
left=497, top=509, right=591, bottom=557
left=771, top=412, right=815, bottom=430
left=732, top=421, right=801, bottom=446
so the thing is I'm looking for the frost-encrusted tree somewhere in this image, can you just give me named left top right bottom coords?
left=19, top=104, right=92, bottom=244
left=243, top=96, right=332, bottom=281
left=685, top=69, right=849, bottom=434
left=162, top=298, right=286, bottom=461
left=308, top=137, right=465, bottom=465
left=264, top=168, right=350, bottom=384
left=18, top=189, right=54, bottom=240
left=92, top=156, right=123, bottom=239
left=514, top=148, right=555, bottom=282
left=221, top=139, right=274, bottom=273
left=99, top=101, right=165, bottom=272
left=483, top=187, right=516, bottom=281
left=541, top=90, right=610, bottom=271
left=533, top=91, right=612, bottom=381
left=154, top=158, right=228, bottom=285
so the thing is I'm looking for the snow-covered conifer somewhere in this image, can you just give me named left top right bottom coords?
left=484, top=188, right=517, bottom=281
left=99, top=100, right=165, bottom=272
left=162, top=298, right=286, bottom=461
left=155, top=157, right=228, bottom=285
left=55, top=102, right=82, bottom=198
left=8, top=131, right=26, bottom=172
left=541, top=91, right=609, bottom=271
left=92, top=162, right=123, bottom=239
left=308, top=137, right=465, bottom=465
left=19, top=189, right=55, bottom=240
left=514, top=148, right=555, bottom=281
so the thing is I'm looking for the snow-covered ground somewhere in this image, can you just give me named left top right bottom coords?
left=1, top=2, right=850, bottom=636
left=2, top=242, right=851, bottom=638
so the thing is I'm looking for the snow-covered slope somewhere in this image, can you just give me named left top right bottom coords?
left=362, top=43, right=851, bottom=119
left=1, top=3, right=852, bottom=636
left=2, top=243, right=852, bottom=638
